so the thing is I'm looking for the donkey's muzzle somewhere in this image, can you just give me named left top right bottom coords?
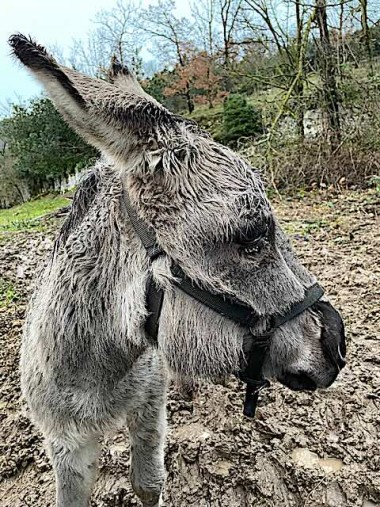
left=314, top=300, right=346, bottom=371
left=277, top=300, right=346, bottom=392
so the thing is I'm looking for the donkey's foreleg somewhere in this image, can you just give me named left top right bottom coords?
left=47, top=431, right=100, bottom=507
left=128, top=391, right=167, bottom=507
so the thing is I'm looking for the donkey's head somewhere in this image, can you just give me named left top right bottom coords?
left=10, top=34, right=346, bottom=392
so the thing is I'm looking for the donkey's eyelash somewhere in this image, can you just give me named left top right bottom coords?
left=233, top=219, right=271, bottom=246
left=235, top=228, right=264, bottom=246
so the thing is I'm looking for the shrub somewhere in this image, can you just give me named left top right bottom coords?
left=0, top=98, right=98, bottom=195
left=218, top=94, right=263, bottom=146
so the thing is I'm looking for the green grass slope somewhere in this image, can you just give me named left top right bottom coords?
left=0, top=195, right=70, bottom=233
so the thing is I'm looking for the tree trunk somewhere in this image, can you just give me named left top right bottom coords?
left=337, top=0, right=344, bottom=79
left=295, top=0, right=305, bottom=140
left=316, top=0, right=341, bottom=146
left=177, top=45, right=195, bottom=114
left=359, top=0, right=373, bottom=74
left=185, top=82, right=195, bottom=114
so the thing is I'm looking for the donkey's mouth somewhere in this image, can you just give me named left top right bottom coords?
left=279, top=372, right=317, bottom=391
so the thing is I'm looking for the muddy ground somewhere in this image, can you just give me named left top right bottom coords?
left=0, top=189, right=379, bottom=507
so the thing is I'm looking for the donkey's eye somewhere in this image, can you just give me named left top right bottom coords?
left=234, top=223, right=266, bottom=249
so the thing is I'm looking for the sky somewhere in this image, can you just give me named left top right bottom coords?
left=0, top=0, right=189, bottom=113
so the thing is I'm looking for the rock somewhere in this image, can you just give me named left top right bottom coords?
left=291, top=447, right=320, bottom=469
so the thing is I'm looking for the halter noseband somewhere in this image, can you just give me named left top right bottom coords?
left=123, top=191, right=324, bottom=418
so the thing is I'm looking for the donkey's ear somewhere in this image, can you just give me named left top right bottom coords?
left=9, top=34, right=177, bottom=162
left=108, top=57, right=151, bottom=100
left=9, top=34, right=109, bottom=151
left=9, top=34, right=86, bottom=107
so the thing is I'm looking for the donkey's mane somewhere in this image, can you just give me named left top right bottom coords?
left=56, top=168, right=102, bottom=250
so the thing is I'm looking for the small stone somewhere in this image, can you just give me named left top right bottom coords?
left=17, top=265, right=25, bottom=278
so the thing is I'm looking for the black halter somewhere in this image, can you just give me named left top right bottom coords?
left=123, top=191, right=324, bottom=418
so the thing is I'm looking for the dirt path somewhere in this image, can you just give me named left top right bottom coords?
left=0, top=189, right=379, bottom=507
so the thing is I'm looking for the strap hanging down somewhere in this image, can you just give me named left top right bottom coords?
left=145, top=275, right=165, bottom=342
left=240, top=366, right=270, bottom=417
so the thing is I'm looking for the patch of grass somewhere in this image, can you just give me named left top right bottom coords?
left=0, top=278, right=20, bottom=307
left=283, top=218, right=329, bottom=235
left=0, top=195, right=70, bottom=233
left=189, top=103, right=223, bottom=119
left=368, top=175, right=380, bottom=194
left=301, top=219, right=329, bottom=234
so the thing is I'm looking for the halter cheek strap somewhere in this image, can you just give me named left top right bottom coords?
left=122, top=190, right=324, bottom=418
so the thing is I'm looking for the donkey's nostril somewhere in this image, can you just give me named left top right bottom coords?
left=337, top=345, right=346, bottom=369
left=314, top=299, right=346, bottom=371
left=339, top=331, right=346, bottom=357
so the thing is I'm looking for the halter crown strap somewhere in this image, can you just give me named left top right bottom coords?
left=123, top=191, right=163, bottom=260
left=122, top=191, right=165, bottom=340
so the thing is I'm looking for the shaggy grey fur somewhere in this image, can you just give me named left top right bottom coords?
left=10, top=34, right=345, bottom=507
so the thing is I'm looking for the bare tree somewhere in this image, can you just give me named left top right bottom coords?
left=294, top=0, right=306, bottom=138
left=191, top=0, right=218, bottom=56
left=218, top=0, right=244, bottom=66
left=336, top=0, right=345, bottom=77
left=139, top=0, right=195, bottom=112
left=240, top=0, right=314, bottom=139
left=315, top=0, right=341, bottom=145
left=359, top=0, right=373, bottom=72
left=70, top=0, right=142, bottom=78
left=190, top=0, right=221, bottom=108
left=242, top=0, right=294, bottom=62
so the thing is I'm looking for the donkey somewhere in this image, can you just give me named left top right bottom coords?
left=9, top=34, right=346, bottom=507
